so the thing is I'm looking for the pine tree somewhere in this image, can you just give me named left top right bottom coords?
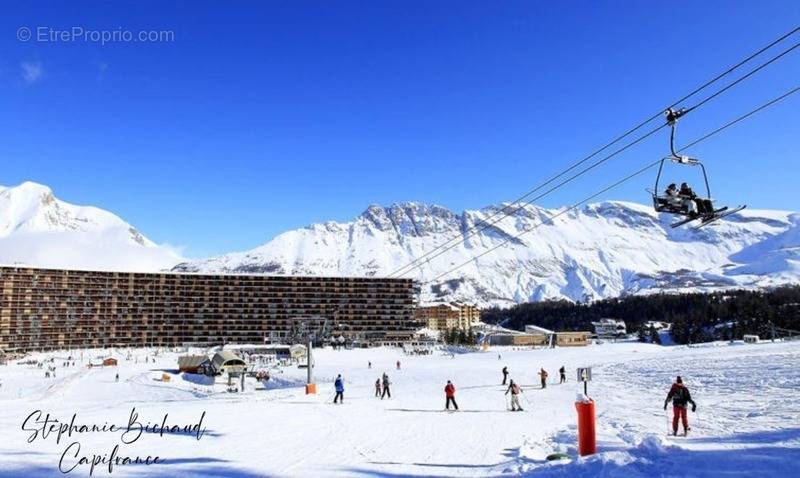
left=650, top=326, right=662, bottom=345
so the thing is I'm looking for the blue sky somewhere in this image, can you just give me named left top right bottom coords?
left=2, top=1, right=799, bottom=258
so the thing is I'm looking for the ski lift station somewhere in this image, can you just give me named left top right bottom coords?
left=211, top=350, right=247, bottom=376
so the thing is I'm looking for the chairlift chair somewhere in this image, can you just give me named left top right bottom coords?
left=647, top=108, right=746, bottom=229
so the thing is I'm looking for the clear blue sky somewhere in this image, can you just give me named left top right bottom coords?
left=2, top=1, right=798, bottom=258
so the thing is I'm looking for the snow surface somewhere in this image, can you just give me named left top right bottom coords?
left=175, top=202, right=800, bottom=307
left=1, top=341, right=799, bottom=477
left=0, top=182, right=182, bottom=271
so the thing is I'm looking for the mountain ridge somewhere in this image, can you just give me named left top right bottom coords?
left=173, top=200, right=799, bottom=307
left=0, top=181, right=182, bottom=272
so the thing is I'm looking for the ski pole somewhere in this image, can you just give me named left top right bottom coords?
left=665, top=408, right=671, bottom=435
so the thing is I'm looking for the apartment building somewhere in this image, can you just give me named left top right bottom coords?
left=0, top=266, right=416, bottom=353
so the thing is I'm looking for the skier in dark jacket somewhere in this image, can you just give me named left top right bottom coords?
left=502, top=366, right=509, bottom=385
left=381, top=373, right=391, bottom=399
left=664, top=376, right=696, bottom=436
left=374, top=378, right=382, bottom=398
left=679, top=183, right=713, bottom=215
left=333, top=374, right=344, bottom=404
left=559, top=366, right=566, bottom=384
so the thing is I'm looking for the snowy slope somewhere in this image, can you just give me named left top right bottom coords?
left=0, top=181, right=182, bottom=272
left=1, top=341, right=798, bottom=477
left=175, top=201, right=800, bottom=307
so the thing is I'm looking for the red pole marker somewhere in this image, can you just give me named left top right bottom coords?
left=575, top=398, right=597, bottom=456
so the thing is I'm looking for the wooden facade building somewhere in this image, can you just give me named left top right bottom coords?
left=0, top=266, right=416, bottom=353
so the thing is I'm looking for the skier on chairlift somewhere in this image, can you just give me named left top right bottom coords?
left=679, top=182, right=713, bottom=216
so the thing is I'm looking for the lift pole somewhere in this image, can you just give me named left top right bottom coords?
left=305, top=338, right=316, bottom=394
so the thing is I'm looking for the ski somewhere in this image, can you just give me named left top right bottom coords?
left=694, top=206, right=746, bottom=229
left=670, top=215, right=702, bottom=228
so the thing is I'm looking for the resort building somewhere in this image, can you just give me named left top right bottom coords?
left=414, top=302, right=481, bottom=331
left=0, top=266, right=416, bottom=353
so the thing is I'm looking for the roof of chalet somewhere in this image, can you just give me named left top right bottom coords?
left=211, top=350, right=246, bottom=369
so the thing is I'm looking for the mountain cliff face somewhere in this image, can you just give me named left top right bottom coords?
left=173, top=201, right=800, bottom=307
left=0, top=182, right=182, bottom=272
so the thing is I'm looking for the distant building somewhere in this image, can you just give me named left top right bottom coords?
left=415, top=302, right=480, bottom=332
left=178, top=354, right=212, bottom=374
left=592, top=318, right=627, bottom=339
left=0, top=265, right=415, bottom=353
left=486, top=333, right=548, bottom=346
left=555, top=331, right=592, bottom=347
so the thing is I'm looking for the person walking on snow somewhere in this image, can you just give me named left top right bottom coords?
left=444, top=380, right=458, bottom=411
left=505, top=379, right=523, bottom=411
left=333, top=374, right=345, bottom=404
left=538, top=368, right=548, bottom=389
left=502, top=366, right=509, bottom=385
left=559, top=366, right=566, bottom=384
left=375, top=378, right=382, bottom=397
left=381, top=373, right=392, bottom=399
left=664, top=375, right=697, bottom=436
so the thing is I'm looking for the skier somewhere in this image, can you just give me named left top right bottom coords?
left=396, top=360, right=401, bottom=370
left=374, top=378, right=382, bottom=398
left=444, top=380, right=458, bottom=411
left=502, top=366, right=509, bottom=385
left=497, top=354, right=501, bottom=361
left=664, top=376, right=696, bottom=436
left=381, top=373, right=391, bottom=399
left=559, top=366, right=566, bottom=384
left=333, top=374, right=344, bottom=404
left=115, top=373, right=119, bottom=382
left=538, top=368, right=548, bottom=389
left=505, top=379, right=523, bottom=411
left=368, top=361, right=372, bottom=369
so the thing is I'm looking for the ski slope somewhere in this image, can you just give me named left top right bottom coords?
left=1, top=341, right=798, bottom=477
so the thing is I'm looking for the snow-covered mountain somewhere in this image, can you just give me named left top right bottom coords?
left=0, top=181, right=182, bottom=272
left=174, top=201, right=800, bottom=307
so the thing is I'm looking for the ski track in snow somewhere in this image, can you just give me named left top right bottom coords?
left=1, top=341, right=799, bottom=477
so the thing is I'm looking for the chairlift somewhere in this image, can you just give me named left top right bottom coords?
left=647, top=108, right=746, bottom=229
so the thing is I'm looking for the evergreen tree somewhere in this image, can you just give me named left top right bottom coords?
left=649, top=326, right=662, bottom=345
left=638, top=325, right=648, bottom=343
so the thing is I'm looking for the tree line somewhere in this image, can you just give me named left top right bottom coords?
left=480, top=286, right=800, bottom=345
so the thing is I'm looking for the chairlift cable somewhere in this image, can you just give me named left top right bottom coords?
left=389, top=28, right=800, bottom=279
left=397, top=42, right=796, bottom=279
left=422, top=85, right=800, bottom=286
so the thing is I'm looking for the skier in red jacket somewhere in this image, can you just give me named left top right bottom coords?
left=444, top=380, right=458, bottom=411
left=664, top=376, right=697, bottom=436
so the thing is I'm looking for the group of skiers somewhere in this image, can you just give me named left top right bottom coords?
left=375, top=373, right=391, bottom=399
left=664, top=182, right=714, bottom=216
left=330, top=361, right=699, bottom=430
left=502, top=365, right=567, bottom=389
